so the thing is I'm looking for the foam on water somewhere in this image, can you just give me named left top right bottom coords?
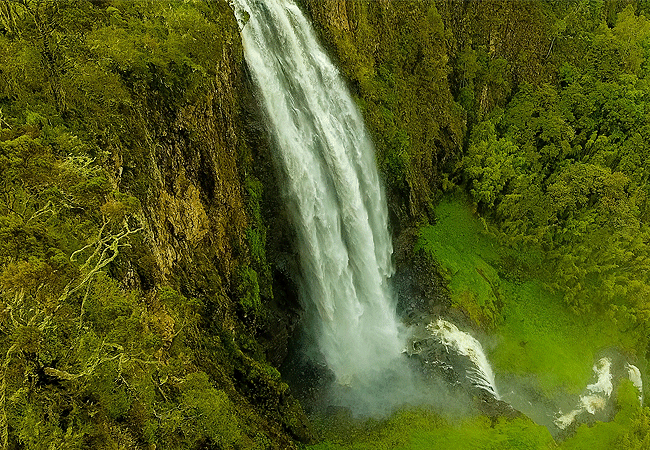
left=626, top=363, right=643, bottom=405
left=554, top=357, right=613, bottom=429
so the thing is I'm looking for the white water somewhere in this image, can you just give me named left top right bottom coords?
left=231, top=0, right=403, bottom=385
left=554, top=409, right=581, bottom=430
left=554, top=357, right=613, bottom=429
left=427, top=319, right=500, bottom=399
left=586, top=358, right=613, bottom=397
left=626, top=363, right=643, bottom=405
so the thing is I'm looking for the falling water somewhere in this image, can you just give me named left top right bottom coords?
left=626, top=363, right=643, bottom=405
left=231, top=0, right=403, bottom=384
left=427, top=319, right=500, bottom=399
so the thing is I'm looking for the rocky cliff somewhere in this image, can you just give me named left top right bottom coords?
left=0, top=1, right=311, bottom=447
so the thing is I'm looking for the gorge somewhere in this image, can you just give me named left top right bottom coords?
left=0, top=0, right=649, bottom=449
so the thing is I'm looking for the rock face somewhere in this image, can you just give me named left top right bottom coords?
left=99, top=2, right=314, bottom=447
left=122, top=29, right=247, bottom=285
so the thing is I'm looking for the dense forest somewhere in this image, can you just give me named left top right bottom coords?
left=1, top=0, right=650, bottom=448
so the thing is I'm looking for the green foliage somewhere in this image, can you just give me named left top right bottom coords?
left=244, top=175, right=273, bottom=300
left=462, top=120, right=523, bottom=209
left=458, top=4, right=650, bottom=341
left=617, top=406, right=650, bottom=449
left=0, top=149, right=259, bottom=448
left=0, top=1, right=298, bottom=447
left=236, top=265, right=262, bottom=317
left=147, top=371, right=243, bottom=449
left=310, top=406, right=554, bottom=450
left=0, top=120, right=151, bottom=448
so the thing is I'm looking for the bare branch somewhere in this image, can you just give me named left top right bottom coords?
left=61, top=218, right=142, bottom=316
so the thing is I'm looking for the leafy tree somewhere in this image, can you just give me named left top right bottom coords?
left=458, top=2, right=650, bottom=353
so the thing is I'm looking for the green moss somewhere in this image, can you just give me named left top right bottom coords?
left=236, top=265, right=262, bottom=317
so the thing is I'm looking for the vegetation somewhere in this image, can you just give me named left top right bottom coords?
left=0, top=0, right=308, bottom=448
left=309, top=407, right=555, bottom=450
left=418, top=197, right=635, bottom=393
left=455, top=2, right=650, bottom=320
left=3, top=0, right=650, bottom=448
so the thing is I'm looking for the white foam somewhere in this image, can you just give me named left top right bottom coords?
left=580, top=394, right=607, bottom=414
left=554, top=357, right=614, bottom=429
left=586, top=358, right=613, bottom=397
left=428, top=319, right=500, bottom=399
left=554, top=409, right=582, bottom=429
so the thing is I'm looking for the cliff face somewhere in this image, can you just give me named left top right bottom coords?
left=301, top=0, right=554, bottom=228
left=111, top=3, right=314, bottom=447
left=0, top=1, right=310, bottom=448
left=111, top=4, right=246, bottom=286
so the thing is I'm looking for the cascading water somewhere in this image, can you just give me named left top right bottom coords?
left=626, top=363, right=643, bottom=405
left=231, top=0, right=403, bottom=385
left=427, top=319, right=500, bottom=399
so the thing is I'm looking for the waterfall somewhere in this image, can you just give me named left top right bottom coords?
left=427, top=319, right=500, bottom=399
left=231, top=0, right=403, bottom=384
